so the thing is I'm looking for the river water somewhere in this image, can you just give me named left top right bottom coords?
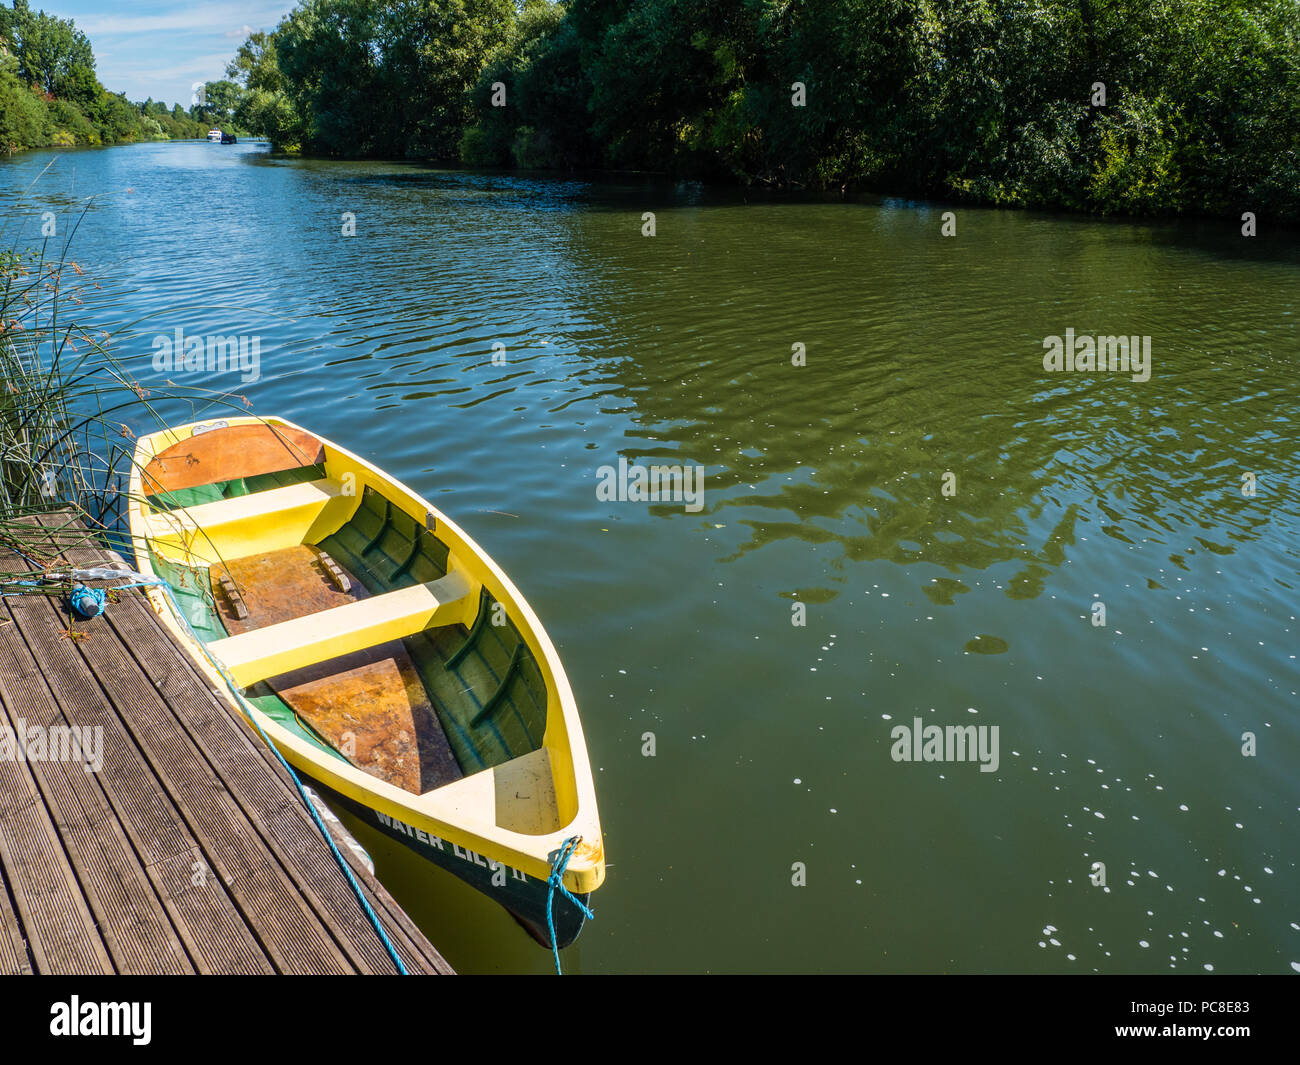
left=2, top=140, right=1296, bottom=974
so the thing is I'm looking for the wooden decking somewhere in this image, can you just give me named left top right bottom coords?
left=0, top=514, right=452, bottom=974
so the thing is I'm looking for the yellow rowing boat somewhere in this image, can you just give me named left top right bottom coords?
left=127, top=415, right=604, bottom=946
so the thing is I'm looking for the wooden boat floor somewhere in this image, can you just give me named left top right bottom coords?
left=144, top=423, right=325, bottom=494
left=211, top=545, right=462, bottom=795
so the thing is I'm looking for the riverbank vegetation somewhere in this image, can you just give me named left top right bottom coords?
left=225, top=0, right=1300, bottom=221
left=0, top=1, right=209, bottom=154
left=0, top=235, right=254, bottom=572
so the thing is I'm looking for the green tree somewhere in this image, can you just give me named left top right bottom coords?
left=227, top=28, right=303, bottom=145
left=461, top=0, right=590, bottom=167
left=201, top=79, right=242, bottom=125
left=7, top=0, right=95, bottom=96
left=211, top=0, right=1300, bottom=221
left=267, top=0, right=515, bottom=158
left=0, top=53, right=50, bottom=152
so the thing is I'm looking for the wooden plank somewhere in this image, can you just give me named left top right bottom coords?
left=330, top=831, right=455, bottom=975
left=0, top=512, right=451, bottom=974
left=149, top=849, right=273, bottom=975
left=0, top=634, right=113, bottom=973
left=4, top=522, right=349, bottom=975
left=155, top=633, right=452, bottom=973
left=0, top=862, right=33, bottom=974
left=0, top=563, right=274, bottom=975
left=100, top=579, right=435, bottom=973
left=0, top=594, right=192, bottom=974
left=40, top=519, right=437, bottom=975
left=208, top=570, right=473, bottom=686
left=64, top=604, right=356, bottom=975
left=142, top=423, right=324, bottom=494
left=308, top=800, right=455, bottom=975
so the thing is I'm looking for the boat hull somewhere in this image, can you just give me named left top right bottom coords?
left=127, top=415, right=606, bottom=940
left=312, top=779, right=590, bottom=949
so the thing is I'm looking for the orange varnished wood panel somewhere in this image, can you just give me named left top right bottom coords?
left=143, top=424, right=325, bottom=494
left=212, top=546, right=461, bottom=795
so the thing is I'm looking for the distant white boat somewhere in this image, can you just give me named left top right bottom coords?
left=207, top=129, right=222, bottom=142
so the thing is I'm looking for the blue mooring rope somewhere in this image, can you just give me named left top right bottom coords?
left=14, top=564, right=606, bottom=976
left=229, top=676, right=413, bottom=975
left=546, top=835, right=594, bottom=975
left=150, top=580, right=412, bottom=975
left=0, top=578, right=154, bottom=611
left=68, top=584, right=107, bottom=619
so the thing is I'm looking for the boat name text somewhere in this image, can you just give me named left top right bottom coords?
left=375, top=811, right=529, bottom=882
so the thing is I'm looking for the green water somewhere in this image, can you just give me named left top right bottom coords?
left=3, top=142, right=1297, bottom=973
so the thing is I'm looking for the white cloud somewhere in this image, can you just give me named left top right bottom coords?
left=78, top=4, right=288, bottom=36
left=104, top=52, right=239, bottom=82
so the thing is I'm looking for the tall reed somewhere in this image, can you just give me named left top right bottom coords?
left=0, top=211, right=253, bottom=586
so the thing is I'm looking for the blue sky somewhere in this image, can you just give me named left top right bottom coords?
left=36, top=2, right=295, bottom=107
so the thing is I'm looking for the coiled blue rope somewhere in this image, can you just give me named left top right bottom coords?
left=546, top=835, right=594, bottom=975
left=69, top=584, right=107, bottom=619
